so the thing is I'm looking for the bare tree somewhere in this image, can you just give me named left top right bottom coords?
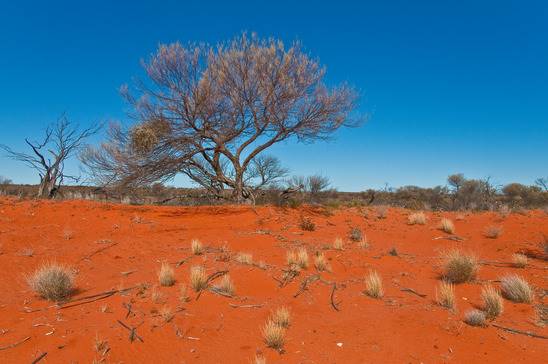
left=1, top=115, right=99, bottom=198
left=535, top=177, right=548, bottom=192
left=307, top=175, right=331, bottom=195
left=81, top=34, right=362, bottom=203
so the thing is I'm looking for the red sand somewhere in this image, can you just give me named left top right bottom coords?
left=0, top=197, right=546, bottom=363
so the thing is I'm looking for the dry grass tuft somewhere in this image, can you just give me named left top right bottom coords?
left=299, top=216, right=315, bottom=231
left=512, top=253, right=528, bottom=268
left=314, top=252, right=329, bottom=272
left=286, top=250, right=297, bottom=267
left=481, top=285, right=503, bottom=319
left=236, top=252, right=253, bottom=265
left=333, top=237, right=344, bottom=250
left=215, top=274, right=235, bottom=296
left=93, top=334, right=109, bottom=353
left=151, top=286, right=164, bottom=303
left=436, top=281, right=455, bottom=309
left=158, top=262, right=175, bottom=287
left=179, top=283, right=190, bottom=302
left=262, top=320, right=285, bottom=350
left=484, top=225, right=502, bottom=239
left=442, top=250, right=478, bottom=283
left=376, top=205, right=388, bottom=219
left=464, top=309, right=487, bottom=327
left=189, top=265, right=208, bottom=292
left=408, top=212, right=427, bottom=225
left=159, top=305, right=174, bottom=322
left=357, top=233, right=369, bottom=248
left=500, top=275, right=533, bottom=303
left=364, top=270, right=384, bottom=299
left=296, top=248, right=309, bottom=269
left=271, top=306, right=291, bottom=328
left=191, top=239, right=204, bottom=255
left=27, top=262, right=74, bottom=301
left=253, top=355, right=266, bottom=364
left=439, top=218, right=455, bottom=234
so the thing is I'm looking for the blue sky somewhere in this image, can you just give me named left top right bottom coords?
left=0, top=0, right=546, bottom=191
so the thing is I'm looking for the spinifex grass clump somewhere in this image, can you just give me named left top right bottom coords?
left=28, top=262, right=74, bottom=301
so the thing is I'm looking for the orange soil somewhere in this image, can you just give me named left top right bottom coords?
left=0, top=197, right=546, bottom=363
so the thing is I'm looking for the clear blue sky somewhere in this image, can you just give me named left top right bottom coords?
left=0, top=0, right=546, bottom=191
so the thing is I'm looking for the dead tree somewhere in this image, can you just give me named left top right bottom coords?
left=81, top=33, right=363, bottom=203
left=1, top=115, right=99, bottom=198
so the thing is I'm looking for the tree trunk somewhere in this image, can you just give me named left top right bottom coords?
left=37, top=170, right=58, bottom=199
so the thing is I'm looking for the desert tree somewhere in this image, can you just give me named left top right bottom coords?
left=81, top=33, right=361, bottom=203
left=1, top=115, right=99, bottom=198
left=535, top=177, right=548, bottom=192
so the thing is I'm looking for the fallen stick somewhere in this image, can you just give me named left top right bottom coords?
left=0, top=336, right=30, bottom=350
left=330, top=283, right=340, bottom=311
left=294, top=274, right=320, bottom=298
left=228, top=303, right=264, bottom=308
left=78, top=243, right=119, bottom=262
left=209, top=287, right=233, bottom=298
left=175, top=255, right=193, bottom=268
left=58, top=286, right=139, bottom=309
left=433, top=236, right=465, bottom=241
left=117, top=320, right=144, bottom=343
left=31, top=352, right=47, bottom=364
left=491, top=324, right=548, bottom=339
left=400, top=288, right=427, bottom=298
left=196, top=270, right=229, bottom=300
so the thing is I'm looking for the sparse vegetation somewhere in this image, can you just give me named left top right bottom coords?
left=189, top=265, right=208, bottom=292
left=442, top=250, right=478, bottom=283
left=179, top=283, right=189, bottom=302
left=439, top=218, right=455, bottom=234
left=349, top=227, right=363, bottom=242
left=408, top=212, right=427, bottom=225
left=159, top=305, right=174, bottom=322
left=481, top=285, right=504, bottom=319
left=158, top=262, right=175, bottom=286
left=27, top=262, right=74, bottom=301
left=376, top=205, right=388, bottom=219
left=436, top=281, right=455, bottom=309
left=215, top=274, right=235, bottom=296
left=191, top=239, right=204, bottom=255
left=300, top=216, right=315, bottom=231
left=286, top=250, right=297, bottom=267
left=333, top=237, right=344, bottom=250
left=500, top=275, right=533, bottom=303
left=512, top=253, right=528, bottom=268
left=314, top=253, right=329, bottom=271
left=464, top=310, right=486, bottom=327
left=236, top=252, right=253, bottom=265
left=296, top=248, right=309, bottom=269
left=271, top=307, right=291, bottom=328
left=364, top=270, right=383, bottom=299
left=484, top=225, right=502, bottom=239
left=262, top=320, right=285, bottom=350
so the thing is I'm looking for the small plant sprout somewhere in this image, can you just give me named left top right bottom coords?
left=189, top=265, right=208, bottom=292
left=439, top=218, right=455, bottom=234
left=512, top=253, right=528, bottom=268
left=333, top=237, right=344, bottom=250
left=442, top=250, right=478, bottom=283
left=236, top=252, right=253, bottom=265
left=314, top=252, right=329, bottom=272
left=436, top=281, right=455, bottom=309
left=271, top=306, right=291, bottom=328
left=191, top=239, right=204, bottom=255
left=464, top=310, right=487, bottom=327
left=364, top=270, right=384, bottom=299
left=481, top=285, right=504, bottom=319
left=484, top=225, right=502, bottom=239
left=262, top=320, right=285, bottom=350
left=500, top=275, right=533, bottom=303
left=408, top=212, right=427, bottom=225
left=296, top=247, right=309, bottom=269
left=158, top=262, right=175, bottom=287
left=27, top=262, right=74, bottom=301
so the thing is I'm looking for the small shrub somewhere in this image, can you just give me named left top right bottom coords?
left=314, top=253, right=328, bottom=272
left=443, top=250, right=478, bottom=283
left=189, top=265, right=208, bottom=292
left=349, top=227, right=363, bottom=242
left=484, top=226, right=502, bottom=239
left=408, top=212, right=427, bottom=225
left=500, top=275, right=533, bottom=303
left=333, top=237, right=344, bottom=250
left=376, top=205, right=388, bottom=219
left=436, top=281, right=455, bottom=309
left=464, top=310, right=486, bottom=327
left=388, top=247, right=398, bottom=256
left=158, top=262, right=175, bottom=287
left=512, top=253, right=528, bottom=268
left=300, top=217, right=315, bottom=231
left=439, top=218, right=455, bottom=234
left=235, top=252, right=253, bottom=265
left=296, top=248, right=309, bottom=269
left=271, top=306, right=291, bottom=328
left=27, top=263, right=74, bottom=301
left=364, top=270, right=383, bottom=298
left=481, top=285, right=503, bottom=319
left=215, top=274, right=235, bottom=296
left=191, top=239, right=204, bottom=255
left=262, top=320, right=285, bottom=350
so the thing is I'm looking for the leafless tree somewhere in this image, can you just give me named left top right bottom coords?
left=1, top=115, right=99, bottom=198
left=307, top=175, right=331, bottom=195
left=81, top=34, right=362, bottom=203
left=0, top=176, right=12, bottom=185
left=535, top=177, right=548, bottom=192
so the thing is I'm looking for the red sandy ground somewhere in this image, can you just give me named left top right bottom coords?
left=0, top=197, right=546, bottom=363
